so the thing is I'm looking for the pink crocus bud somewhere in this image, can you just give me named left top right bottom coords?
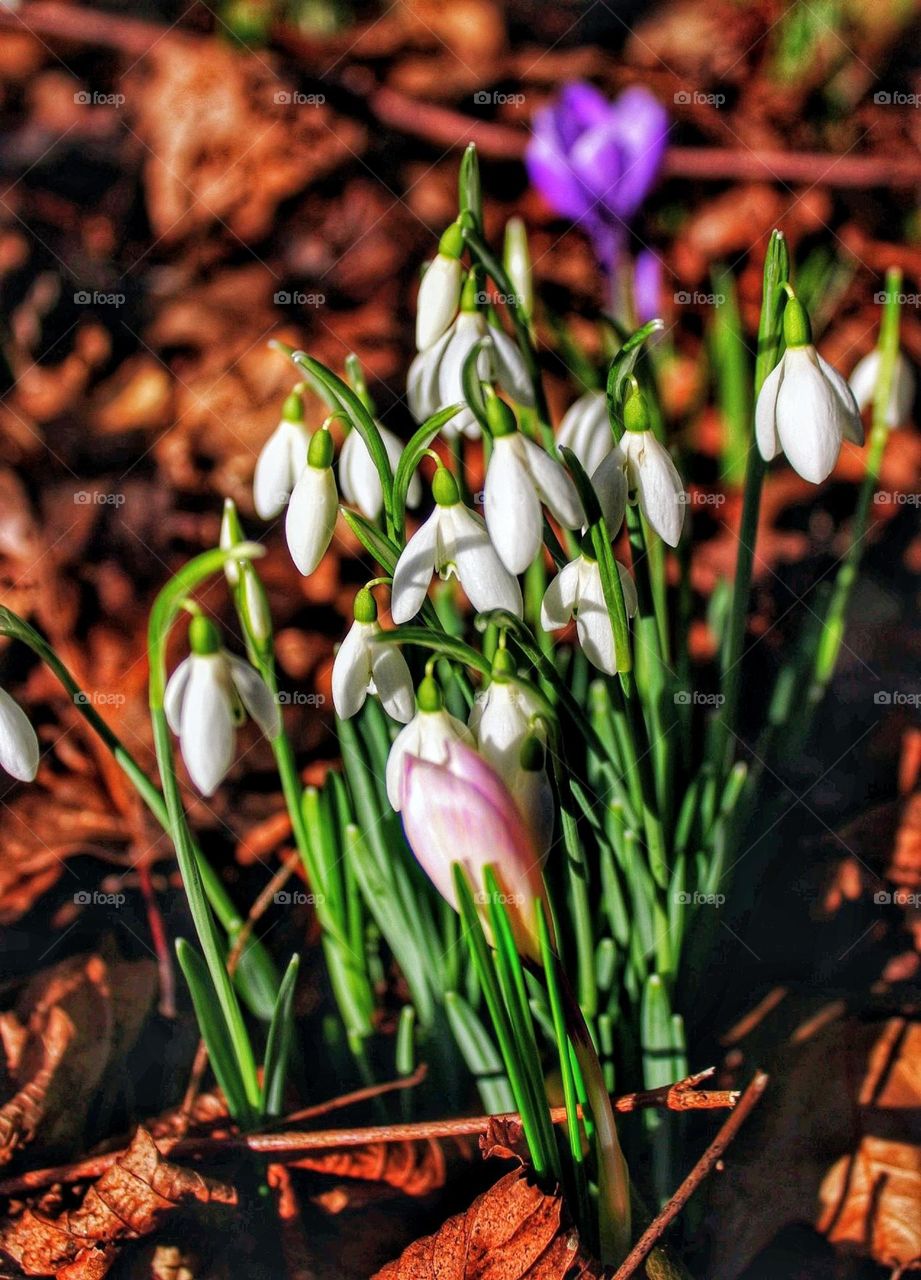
left=400, top=738, right=549, bottom=962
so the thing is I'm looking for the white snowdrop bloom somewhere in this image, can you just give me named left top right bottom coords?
left=503, top=216, right=534, bottom=321
left=285, top=427, right=338, bottom=576
left=0, top=686, right=39, bottom=782
left=165, top=616, right=280, bottom=796
left=391, top=466, right=523, bottom=623
left=339, top=421, right=421, bottom=521
left=557, top=390, right=612, bottom=476
left=468, top=649, right=553, bottom=853
left=589, top=446, right=628, bottom=535
left=416, top=223, right=464, bottom=351
left=601, top=386, right=686, bottom=547
left=849, top=348, right=915, bottom=428
left=332, top=588, right=415, bottom=723
left=541, top=552, right=638, bottom=676
left=253, top=390, right=311, bottom=520
left=385, top=675, right=475, bottom=810
left=407, top=277, right=534, bottom=439
left=484, top=396, right=584, bottom=574
left=756, top=296, right=864, bottom=484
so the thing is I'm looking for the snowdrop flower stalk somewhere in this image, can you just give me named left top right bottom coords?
left=468, top=646, right=554, bottom=853
left=541, top=542, right=638, bottom=676
left=408, top=272, right=534, bottom=439
left=286, top=424, right=338, bottom=576
left=592, top=384, right=685, bottom=546
left=483, top=393, right=584, bottom=574
left=849, top=347, right=915, bottom=428
left=385, top=672, right=474, bottom=810
left=415, top=221, right=465, bottom=351
left=0, top=685, right=39, bottom=782
left=399, top=726, right=549, bottom=963
left=332, top=586, right=415, bottom=724
left=253, top=388, right=311, bottom=520
left=391, top=464, right=523, bottom=623
left=165, top=614, right=280, bottom=796
left=756, top=293, right=863, bottom=483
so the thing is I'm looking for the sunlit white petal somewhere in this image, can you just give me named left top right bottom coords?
left=484, top=435, right=543, bottom=574
left=286, top=464, right=338, bottom=576
left=446, top=504, right=523, bottom=617
left=391, top=511, right=441, bottom=623
left=0, top=687, right=39, bottom=782
left=227, top=654, right=280, bottom=740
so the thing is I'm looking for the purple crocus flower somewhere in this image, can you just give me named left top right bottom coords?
left=526, top=82, right=669, bottom=277
left=633, top=248, right=664, bottom=326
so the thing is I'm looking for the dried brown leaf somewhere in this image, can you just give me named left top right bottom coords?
left=373, top=1166, right=602, bottom=1279
left=0, top=1127, right=236, bottom=1278
left=290, top=1138, right=446, bottom=1198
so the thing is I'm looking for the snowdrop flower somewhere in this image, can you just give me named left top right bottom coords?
left=253, top=390, right=311, bottom=520
left=0, top=686, right=39, bottom=782
left=286, top=426, right=337, bottom=576
left=756, top=295, right=863, bottom=483
left=415, top=222, right=464, bottom=351
left=593, top=385, right=685, bottom=545
left=391, top=465, right=523, bottom=623
left=541, top=549, right=637, bottom=676
left=385, top=674, right=475, bottom=810
left=400, top=732, right=549, bottom=962
left=468, top=648, right=553, bottom=853
left=503, top=216, right=534, bottom=321
left=407, top=274, right=534, bottom=439
left=557, top=389, right=612, bottom=476
left=339, top=421, right=421, bottom=521
left=220, top=498, right=272, bottom=652
left=849, top=348, right=915, bottom=428
left=332, top=587, right=415, bottom=724
left=484, top=395, right=584, bottom=574
left=165, top=616, right=280, bottom=796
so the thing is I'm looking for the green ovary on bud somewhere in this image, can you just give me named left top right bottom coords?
left=308, top=427, right=335, bottom=470
left=459, top=270, right=481, bottom=313
left=281, top=388, right=305, bottom=423
left=189, top=614, right=221, bottom=656
left=485, top=391, right=517, bottom=438
left=432, top=465, right=460, bottom=507
left=518, top=733, right=546, bottom=773
left=438, top=222, right=465, bottom=261
left=782, top=296, right=813, bottom=349
left=490, top=646, right=517, bottom=680
left=416, top=673, right=444, bottom=714
left=353, top=587, right=378, bottom=625
left=623, top=384, right=653, bottom=434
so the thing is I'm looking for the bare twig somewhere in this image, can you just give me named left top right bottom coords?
left=611, top=1071, right=769, bottom=1280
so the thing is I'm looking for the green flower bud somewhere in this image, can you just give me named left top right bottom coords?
left=189, top=614, right=221, bottom=656
left=308, top=427, right=334, bottom=470
left=782, top=296, right=812, bottom=349
left=353, top=587, right=378, bottom=624
left=432, top=465, right=460, bottom=507
left=416, top=674, right=443, bottom=713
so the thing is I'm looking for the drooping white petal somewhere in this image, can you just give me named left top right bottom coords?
left=368, top=641, right=415, bottom=723
left=485, top=435, right=543, bottom=574
left=164, top=656, right=193, bottom=735
left=573, top=559, right=619, bottom=675
left=446, top=504, right=523, bottom=617
left=416, top=255, right=463, bottom=350
left=332, top=619, right=375, bottom=720
left=849, top=349, right=915, bottom=427
left=226, top=653, right=281, bottom=740
left=775, top=347, right=842, bottom=484
left=391, top=511, right=441, bottom=623
left=816, top=353, right=864, bottom=446
left=591, top=449, right=628, bottom=533
left=518, top=435, right=584, bottom=529
left=0, top=687, right=39, bottom=782
left=179, top=655, right=236, bottom=796
left=437, top=313, right=488, bottom=438
left=540, top=558, right=581, bottom=630
left=755, top=358, right=785, bottom=462
left=254, top=420, right=309, bottom=520
left=488, top=324, right=536, bottom=407
left=385, top=708, right=473, bottom=810
left=286, top=464, right=338, bottom=576
left=407, top=347, right=438, bottom=423
left=468, top=681, right=543, bottom=783
left=558, top=390, right=612, bottom=475
left=624, top=432, right=686, bottom=546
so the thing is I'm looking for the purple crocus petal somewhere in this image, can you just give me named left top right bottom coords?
left=526, top=126, right=595, bottom=222
left=568, top=120, right=627, bottom=207
left=606, top=87, right=670, bottom=219
left=400, top=742, right=546, bottom=959
left=633, top=249, right=664, bottom=324
left=556, top=80, right=615, bottom=141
